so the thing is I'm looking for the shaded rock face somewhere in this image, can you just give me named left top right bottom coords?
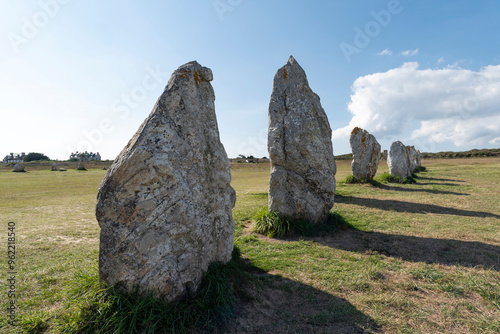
left=51, top=163, right=58, bottom=171
left=388, top=141, right=412, bottom=178
left=96, top=61, right=235, bottom=302
left=382, top=150, right=388, bottom=161
left=407, top=146, right=418, bottom=172
left=13, top=164, right=25, bottom=172
left=268, top=56, right=336, bottom=223
left=349, top=127, right=381, bottom=180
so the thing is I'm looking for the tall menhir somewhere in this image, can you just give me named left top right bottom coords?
left=267, top=56, right=337, bottom=223
left=96, top=61, right=235, bottom=302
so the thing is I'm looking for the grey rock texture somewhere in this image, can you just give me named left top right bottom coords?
left=96, top=61, right=235, bottom=302
left=13, top=164, right=25, bottom=172
left=51, top=163, right=58, bottom=171
left=349, top=127, right=381, bottom=180
left=268, top=56, right=336, bottom=223
left=77, top=162, right=86, bottom=170
left=388, top=141, right=412, bottom=178
left=407, top=146, right=418, bottom=172
left=382, top=150, right=388, bottom=161
left=416, top=150, right=422, bottom=167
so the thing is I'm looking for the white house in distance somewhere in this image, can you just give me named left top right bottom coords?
left=2, top=153, right=25, bottom=163
left=69, top=151, right=101, bottom=162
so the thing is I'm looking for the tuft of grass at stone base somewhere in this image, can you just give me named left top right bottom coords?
left=253, top=206, right=352, bottom=238
left=55, top=248, right=246, bottom=334
left=379, top=172, right=416, bottom=184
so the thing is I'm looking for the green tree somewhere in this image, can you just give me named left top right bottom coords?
left=23, top=152, right=49, bottom=162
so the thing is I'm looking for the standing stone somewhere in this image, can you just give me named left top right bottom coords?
left=406, top=146, right=418, bottom=172
left=388, top=141, right=412, bottom=179
left=51, top=163, right=58, bottom=171
left=96, top=61, right=235, bottom=302
left=382, top=150, right=388, bottom=161
left=13, top=164, right=25, bottom=172
left=77, top=161, right=87, bottom=170
left=416, top=150, right=422, bottom=167
left=349, top=127, right=381, bottom=180
left=268, top=56, right=336, bottom=223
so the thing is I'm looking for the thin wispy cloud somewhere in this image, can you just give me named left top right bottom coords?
left=401, top=48, right=419, bottom=56
left=437, top=57, right=445, bottom=64
left=376, top=49, right=393, bottom=56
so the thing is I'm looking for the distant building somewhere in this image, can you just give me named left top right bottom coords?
left=69, top=151, right=101, bottom=162
left=2, top=152, right=25, bottom=163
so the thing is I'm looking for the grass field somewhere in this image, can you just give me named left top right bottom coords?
left=0, top=158, right=499, bottom=333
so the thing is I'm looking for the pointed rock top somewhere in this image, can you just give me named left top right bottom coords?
left=287, top=55, right=297, bottom=65
left=275, top=56, right=307, bottom=88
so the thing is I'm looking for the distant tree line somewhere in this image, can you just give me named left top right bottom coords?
left=23, top=152, right=50, bottom=162
left=335, top=148, right=500, bottom=160
left=421, top=148, right=500, bottom=159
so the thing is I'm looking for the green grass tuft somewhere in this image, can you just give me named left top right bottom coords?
left=379, top=172, right=416, bottom=184
left=253, top=207, right=353, bottom=238
left=344, top=175, right=370, bottom=184
left=58, top=248, right=246, bottom=334
left=413, top=166, right=427, bottom=173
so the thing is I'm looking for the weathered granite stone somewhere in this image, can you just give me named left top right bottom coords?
left=13, top=164, right=25, bottom=172
left=349, top=127, right=381, bottom=180
left=382, top=150, right=388, bottom=161
left=388, top=141, right=412, bottom=179
left=416, top=150, right=422, bottom=167
left=59, top=168, right=67, bottom=172
left=407, top=146, right=418, bottom=172
left=77, top=162, right=86, bottom=170
left=51, top=163, right=58, bottom=171
left=96, top=61, right=235, bottom=302
left=268, top=56, right=336, bottom=223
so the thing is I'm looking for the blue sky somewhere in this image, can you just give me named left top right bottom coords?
left=1, top=0, right=500, bottom=160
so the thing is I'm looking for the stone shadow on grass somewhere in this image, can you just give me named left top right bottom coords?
left=369, top=181, right=469, bottom=196
left=224, top=259, right=379, bottom=334
left=336, top=195, right=499, bottom=219
left=313, top=229, right=500, bottom=271
left=416, top=176, right=466, bottom=183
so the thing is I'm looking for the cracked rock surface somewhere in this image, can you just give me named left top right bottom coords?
left=96, top=61, right=235, bottom=302
left=268, top=56, right=336, bottom=223
left=388, top=141, right=412, bottom=179
left=350, top=127, right=381, bottom=180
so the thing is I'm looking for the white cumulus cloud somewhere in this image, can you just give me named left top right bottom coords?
left=333, top=62, right=500, bottom=152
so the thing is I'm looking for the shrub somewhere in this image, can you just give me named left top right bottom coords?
left=23, top=152, right=49, bottom=162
